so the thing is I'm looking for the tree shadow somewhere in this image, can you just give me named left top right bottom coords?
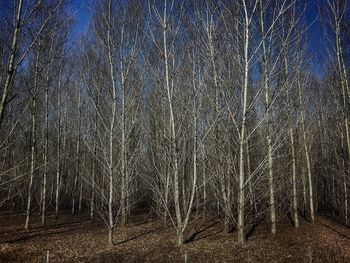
left=185, top=221, right=218, bottom=243
left=321, top=222, right=350, bottom=240
left=10, top=219, right=92, bottom=237
left=287, top=212, right=296, bottom=227
left=228, top=225, right=236, bottom=234
left=45, top=220, right=85, bottom=228
left=5, top=224, right=100, bottom=244
left=246, top=219, right=263, bottom=241
left=300, top=213, right=311, bottom=223
left=127, top=218, right=149, bottom=227
left=117, top=226, right=162, bottom=244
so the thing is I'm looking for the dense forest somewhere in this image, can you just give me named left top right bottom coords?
left=1, top=0, right=350, bottom=262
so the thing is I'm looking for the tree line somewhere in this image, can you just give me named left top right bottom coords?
left=0, top=0, right=349, bottom=246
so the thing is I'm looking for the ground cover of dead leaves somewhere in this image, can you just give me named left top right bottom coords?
left=0, top=211, right=349, bottom=262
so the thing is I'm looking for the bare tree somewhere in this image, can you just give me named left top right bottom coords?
left=24, top=44, right=40, bottom=230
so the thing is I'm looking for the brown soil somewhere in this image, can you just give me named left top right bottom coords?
left=0, top=212, right=350, bottom=262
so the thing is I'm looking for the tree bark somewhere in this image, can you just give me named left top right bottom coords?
left=0, top=0, right=23, bottom=129
left=107, top=0, right=116, bottom=246
left=238, top=0, right=251, bottom=243
left=259, top=4, right=276, bottom=234
left=25, top=46, right=40, bottom=230
left=285, top=56, right=299, bottom=228
left=298, top=78, right=314, bottom=223
left=162, top=0, right=182, bottom=245
left=55, top=68, right=62, bottom=220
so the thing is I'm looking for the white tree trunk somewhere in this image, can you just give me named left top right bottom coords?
left=0, top=0, right=23, bottom=128
left=42, top=38, right=54, bottom=224
left=298, top=79, right=314, bottom=223
left=238, top=0, right=251, bottom=243
left=120, top=34, right=127, bottom=226
left=107, top=0, right=116, bottom=246
left=260, top=23, right=276, bottom=236
left=72, top=82, right=81, bottom=215
left=55, top=68, right=62, bottom=220
left=25, top=47, right=39, bottom=230
left=335, top=14, right=350, bottom=224
left=90, top=90, right=98, bottom=221
left=284, top=56, right=299, bottom=228
left=162, top=0, right=182, bottom=245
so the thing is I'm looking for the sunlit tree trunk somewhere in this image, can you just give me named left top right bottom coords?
left=120, top=27, right=127, bottom=226
left=0, top=0, right=23, bottom=129
left=298, top=77, right=314, bottom=223
left=42, top=35, right=55, bottom=224
left=284, top=54, right=299, bottom=227
left=25, top=47, right=40, bottom=230
left=107, top=0, right=116, bottom=246
left=259, top=2, right=276, bottom=234
left=161, top=0, right=182, bottom=245
left=55, top=68, right=63, bottom=220
left=72, top=82, right=81, bottom=215
left=334, top=4, right=350, bottom=224
left=90, top=88, right=99, bottom=221
left=237, top=0, right=252, bottom=244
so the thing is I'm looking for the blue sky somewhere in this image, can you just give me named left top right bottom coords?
left=68, top=0, right=326, bottom=77
left=304, top=0, right=326, bottom=77
left=69, top=0, right=91, bottom=37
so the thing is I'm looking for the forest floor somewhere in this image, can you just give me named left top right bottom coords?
left=0, top=211, right=350, bottom=262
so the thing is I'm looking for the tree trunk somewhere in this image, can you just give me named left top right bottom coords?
left=42, top=36, right=54, bottom=225
left=335, top=15, right=350, bottom=225
left=238, top=1, right=250, bottom=243
left=298, top=78, right=314, bottom=223
left=259, top=2, right=276, bottom=234
left=285, top=57, right=299, bottom=228
left=25, top=47, right=39, bottom=230
left=107, top=0, right=116, bottom=246
left=90, top=88, right=99, bottom=221
left=0, top=0, right=23, bottom=129
left=55, top=68, right=62, bottom=220
left=162, top=0, right=182, bottom=245
left=120, top=36, right=127, bottom=227
left=72, top=82, right=81, bottom=215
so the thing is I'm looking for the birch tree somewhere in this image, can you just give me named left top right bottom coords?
left=0, top=0, right=63, bottom=131
left=24, top=44, right=40, bottom=230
